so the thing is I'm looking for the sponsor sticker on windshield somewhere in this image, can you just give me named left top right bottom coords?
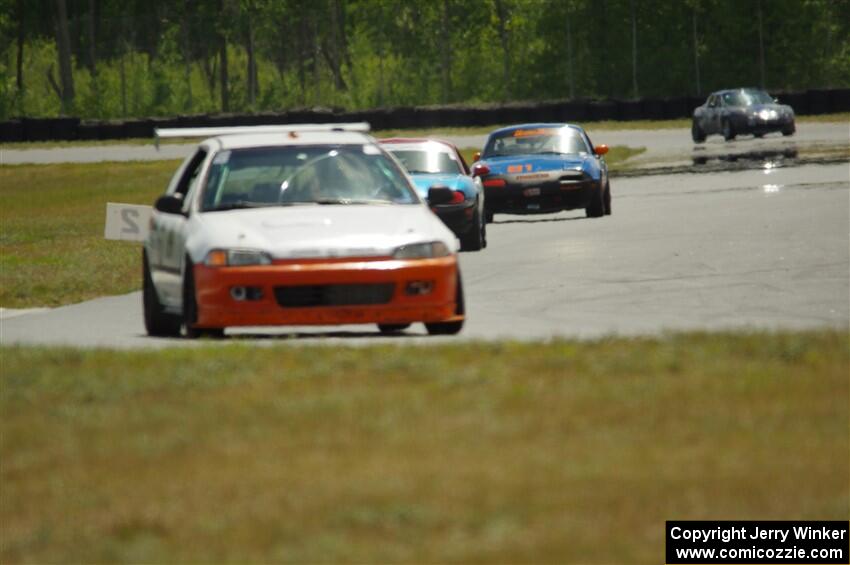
left=512, top=128, right=559, bottom=138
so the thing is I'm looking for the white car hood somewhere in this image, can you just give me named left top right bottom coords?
left=187, top=204, right=457, bottom=260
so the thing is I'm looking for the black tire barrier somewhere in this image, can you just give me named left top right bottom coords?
left=77, top=121, right=101, bottom=140
left=588, top=100, right=617, bottom=122
left=172, top=114, right=211, bottom=128
left=662, top=97, right=690, bottom=120
left=642, top=98, right=667, bottom=121
left=1, top=89, right=847, bottom=143
left=124, top=119, right=154, bottom=139
left=412, top=107, right=435, bottom=128
left=387, top=107, right=416, bottom=129
left=617, top=99, right=643, bottom=121
left=535, top=102, right=562, bottom=123
left=360, top=108, right=388, bottom=130
left=469, top=106, right=497, bottom=126
left=558, top=101, right=589, bottom=122
left=807, top=89, right=831, bottom=115
left=0, top=120, right=23, bottom=142
left=97, top=121, right=127, bottom=140
left=52, top=117, right=80, bottom=140
left=20, top=118, right=53, bottom=141
left=686, top=95, right=705, bottom=116
left=830, top=89, right=850, bottom=113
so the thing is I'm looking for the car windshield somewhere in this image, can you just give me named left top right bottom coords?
left=482, top=127, right=589, bottom=158
left=387, top=145, right=462, bottom=175
left=200, top=145, right=418, bottom=212
left=722, top=90, right=774, bottom=106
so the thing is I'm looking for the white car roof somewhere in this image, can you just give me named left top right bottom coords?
left=154, top=123, right=375, bottom=150
left=210, top=130, right=375, bottom=150
left=211, top=131, right=376, bottom=149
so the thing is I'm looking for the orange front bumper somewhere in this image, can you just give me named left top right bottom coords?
left=193, top=256, right=459, bottom=328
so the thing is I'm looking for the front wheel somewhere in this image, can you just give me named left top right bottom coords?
left=782, top=121, right=796, bottom=136
left=183, top=257, right=225, bottom=339
left=722, top=120, right=736, bottom=141
left=585, top=183, right=605, bottom=218
left=460, top=204, right=484, bottom=252
left=603, top=181, right=612, bottom=216
left=691, top=121, right=706, bottom=143
left=143, top=251, right=181, bottom=337
left=425, top=272, right=465, bottom=336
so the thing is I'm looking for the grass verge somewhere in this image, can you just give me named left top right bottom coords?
left=0, top=160, right=179, bottom=307
left=1, top=331, right=847, bottom=562
left=1, top=113, right=846, bottom=150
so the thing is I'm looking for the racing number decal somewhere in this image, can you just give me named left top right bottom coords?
left=121, top=208, right=140, bottom=235
left=104, top=202, right=152, bottom=242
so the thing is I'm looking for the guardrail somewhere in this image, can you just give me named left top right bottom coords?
left=1, top=89, right=847, bottom=143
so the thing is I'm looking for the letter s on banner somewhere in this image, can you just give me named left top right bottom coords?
left=104, top=203, right=152, bottom=242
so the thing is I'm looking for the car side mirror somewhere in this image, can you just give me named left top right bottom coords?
left=154, top=194, right=185, bottom=215
left=594, top=144, right=609, bottom=156
left=427, top=185, right=454, bottom=205
left=472, top=151, right=481, bottom=162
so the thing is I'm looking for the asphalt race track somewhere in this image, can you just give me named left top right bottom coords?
left=1, top=122, right=848, bottom=166
left=3, top=158, right=847, bottom=348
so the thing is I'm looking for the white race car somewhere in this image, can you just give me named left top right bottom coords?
left=144, top=124, right=465, bottom=338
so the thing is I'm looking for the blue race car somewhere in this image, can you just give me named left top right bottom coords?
left=472, top=124, right=611, bottom=221
left=381, top=138, right=486, bottom=251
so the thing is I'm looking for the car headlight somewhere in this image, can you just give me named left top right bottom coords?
left=204, top=249, right=272, bottom=267
left=393, top=241, right=450, bottom=259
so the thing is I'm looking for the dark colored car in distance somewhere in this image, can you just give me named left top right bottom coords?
left=472, top=124, right=611, bottom=221
left=692, top=88, right=795, bottom=142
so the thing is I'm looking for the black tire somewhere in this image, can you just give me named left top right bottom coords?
left=143, top=251, right=181, bottom=337
left=585, top=183, right=605, bottom=218
left=754, top=132, right=765, bottom=138
left=722, top=120, right=736, bottom=141
left=691, top=121, right=706, bottom=143
left=425, top=272, right=465, bottom=336
left=782, top=121, right=795, bottom=136
left=603, top=181, right=612, bottom=216
left=183, top=257, right=225, bottom=339
left=378, top=323, right=411, bottom=334
left=485, top=210, right=494, bottom=224
left=459, top=204, right=484, bottom=252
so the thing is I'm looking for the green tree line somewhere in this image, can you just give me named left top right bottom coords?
left=0, top=0, right=848, bottom=120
